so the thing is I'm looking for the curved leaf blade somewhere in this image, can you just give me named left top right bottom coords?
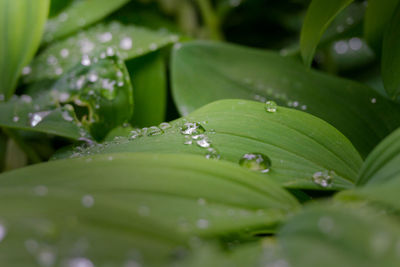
left=171, top=41, right=400, bottom=158
left=0, top=0, right=50, bottom=99
left=0, top=152, right=299, bottom=266
left=43, top=0, right=129, bottom=43
left=25, top=22, right=179, bottom=83
left=364, top=0, right=399, bottom=53
left=357, top=127, right=400, bottom=186
left=382, top=2, right=400, bottom=100
left=58, top=100, right=363, bottom=190
left=300, top=0, right=354, bottom=66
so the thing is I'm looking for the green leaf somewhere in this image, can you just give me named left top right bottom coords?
left=126, top=51, right=167, bottom=127
left=0, top=0, right=50, bottom=99
left=0, top=152, right=299, bottom=266
left=300, top=0, right=354, bottom=66
left=382, top=2, right=400, bottom=100
left=279, top=203, right=400, bottom=267
left=57, top=100, right=362, bottom=190
left=171, top=41, right=400, bottom=158
left=24, top=22, right=179, bottom=84
left=364, top=0, right=400, bottom=53
left=43, top=0, right=130, bottom=43
left=357, top=127, right=400, bottom=186
left=0, top=52, right=133, bottom=141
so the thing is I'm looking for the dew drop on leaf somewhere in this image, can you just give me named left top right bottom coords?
left=265, top=100, right=278, bottom=113
left=180, top=122, right=205, bottom=135
left=29, top=111, right=51, bottom=127
left=239, top=153, right=271, bottom=173
left=312, top=170, right=335, bottom=188
left=67, top=257, right=94, bottom=267
left=147, top=126, right=163, bottom=136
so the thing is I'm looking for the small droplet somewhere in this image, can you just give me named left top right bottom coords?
left=120, top=37, right=133, bottom=50
left=38, top=249, right=56, bottom=267
left=265, top=100, right=277, bottom=113
left=29, top=111, right=51, bottom=127
left=197, top=198, right=206, bottom=206
left=196, top=219, right=209, bottom=229
left=147, top=126, right=163, bottom=136
left=312, top=170, right=335, bottom=188
left=0, top=223, right=6, bottom=242
left=159, top=122, right=171, bottom=130
left=149, top=43, right=157, bottom=51
left=239, top=153, right=271, bottom=173
left=106, top=47, right=115, bottom=56
left=81, top=55, right=91, bottom=66
left=87, top=72, right=98, bottom=83
left=205, top=147, right=220, bottom=160
left=22, top=66, right=32, bottom=75
left=130, top=130, right=141, bottom=140
left=98, top=32, right=112, bottom=43
left=334, top=41, right=348, bottom=54
left=196, top=138, right=211, bottom=148
left=349, top=37, right=362, bottom=51
left=371, top=98, right=377, bottom=104
left=181, top=122, right=205, bottom=135
left=67, top=257, right=94, bottom=267
left=81, top=195, right=94, bottom=208
left=60, top=48, right=69, bottom=58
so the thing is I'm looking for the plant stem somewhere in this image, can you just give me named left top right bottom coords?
left=2, top=128, right=41, bottom=164
left=195, top=0, right=224, bottom=41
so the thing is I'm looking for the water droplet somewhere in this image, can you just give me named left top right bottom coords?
left=196, top=219, right=209, bottom=229
left=196, top=138, right=211, bottom=148
left=130, top=130, right=141, bottom=139
left=147, top=126, right=163, bottom=136
left=149, top=43, right=158, bottom=51
left=106, top=47, right=115, bottom=56
left=159, top=122, right=171, bottom=130
left=60, top=48, right=69, bottom=58
left=34, top=185, right=48, bottom=196
left=318, top=216, right=334, bottom=234
left=22, top=66, right=32, bottom=75
left=98, top=32, right=112, bottom=43
left=205, top=147, right=220, bottom=160
left=47, top=55, right=58, bottom=65
left=239, top=153, right=271, bottom=173
left=87, top=72, right=98, bottom=83
left=349, top=37, right=362, bottom=51
left=120, top=37, right=133, bottom=50
left=371, top=98, right=377, bottom=104
left=21, top=95, right=32, bottom=103
left=38, top=249, right=56, bottom=267
left=81, top=195, right=94, bottom=208
left=0, top=223, right=6, bottom=242
left=81, top=55, right=91, bottom=66
left=67, top=257, right=94, bottom=267
left=181, top=122, right=205, bottom=135
left=0, top=94, right=4, bottom=102
left=334, top=41, right=348, bottom=54
left=30, top=111, right=51, bottom=127
left=312, top=170, right=335, bottom=188
left=173, top=43, right=182, bottom=50
left=265, top=100, right=278, bottom=113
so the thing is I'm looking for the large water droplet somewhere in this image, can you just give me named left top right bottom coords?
left=312, top=170, right=335, bottom=188
left=180, top=122, right=205, bottom=135
left=30, top=111, right=51, bottom=127
left=265, top=100, right=278, bottom=113
left=239, top=153, right=271, bottom=173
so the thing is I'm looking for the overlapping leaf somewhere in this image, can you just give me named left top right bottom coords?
left=56, top=100, right=362, bottom=190
left=0, top=152, right=299, bottom=266
left=0, top=0, right=49, bottom=99
left=171, top=41, right=400, bottom=157
left=300, top=0, right=354, bottom=66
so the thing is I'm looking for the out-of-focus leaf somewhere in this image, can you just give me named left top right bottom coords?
left=56, top=100, right=362, bottom=190
left=24, top=22, right=179, bottom=83
left=43, top=0, right=130, bottom=43
left=0, top=152, right=299, bottom=266
left=0, top=132, right=6, bottom=172
left=300, top=0, right=354, bottom=66
left=0, top=0, right=50, bottom=99
left=171, top=41, right=400, bottom=158
left=382, top=3, right=400, bottom=100
left=279, top=203, right=400, bottom=267
left=364, top=0, right=400, bottom=53
left=126, top=51, right=167, bottom=127
left=0, top=53, right=133, bottom=141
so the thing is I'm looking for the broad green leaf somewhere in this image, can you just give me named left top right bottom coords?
left=43, top=0, right=130, bottom=43
left=382, top=2, right=400, bottom=100
left=0, top=152, right=299, bottom=266
left=279, top=203, right=400, bottom=267
left=126, top=51, right=167, bottom=127
left=0, top=53, right=133, bottom=140
left=57, top=100, right=362, bottom=190
left=357, top=127, right=400, bottom=186
left=0, top=0, right=50, bottom=99
left=24, top=22, right=179, bottom=83
left=300, top=0, right=354, bottom=66
left=364, top=0, right=400, bottom=53
left=171, top=41, right=400, bottom=158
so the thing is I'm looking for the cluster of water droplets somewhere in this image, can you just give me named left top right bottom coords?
left=25, top=21, right=179, bottom=82
left=179, top=122, right=220, bottom=160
